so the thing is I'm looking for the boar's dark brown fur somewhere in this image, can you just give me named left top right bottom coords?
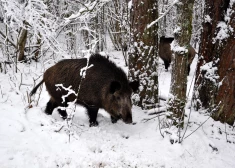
left=159, top=37, right=196, bottom=75
left=30, top=54, right=139, bottom=126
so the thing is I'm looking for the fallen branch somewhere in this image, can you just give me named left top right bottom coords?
left=142, top=114, right=165, bottom=123
left=149, top=110, right=166, bottom=115
left=147, top=106, right=167, bottom=115
left=184, top=116, right=211, bottom=140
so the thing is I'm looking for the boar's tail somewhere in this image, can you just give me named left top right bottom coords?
left=30, top=80, right=44, bottom=96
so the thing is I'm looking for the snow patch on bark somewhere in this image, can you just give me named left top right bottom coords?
left=200, top=61, right=220, bottom=84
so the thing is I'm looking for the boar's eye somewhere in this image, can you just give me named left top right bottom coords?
left=110, top=81, right=121, bottom=94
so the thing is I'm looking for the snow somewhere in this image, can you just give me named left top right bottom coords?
left=213, top=22, right=234, bottom=44
left=1, top=51, right=235, bottom=168
left=170, top=39, right=188, bottom=54
left=212, top=1, right=234, bottom=44
left=128, top=0, right=132, bottom=9
left=204, top=15, right=212, bottom=23
left=200, top=61, right=220, bottom=84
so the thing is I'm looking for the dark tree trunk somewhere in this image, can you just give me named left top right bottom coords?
left=17, top=29, right=28, bottom=61
left=168, top=0, right=194, bottom=128
left=129, top=0, right=158, bottom=109
left=195, top=1, right=235, bottom=125
left=34, top=33, right=41, bottom=62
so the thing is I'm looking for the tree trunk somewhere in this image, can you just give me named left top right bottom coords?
left=17, top=29, right=28, bottom=61
left=129, top=0, right=158, bottom=109
left=34, top=34, right=41, bottom=62
left=195, top=1, right=235, bottom=125
left=168, top=0, right=194, bottom=128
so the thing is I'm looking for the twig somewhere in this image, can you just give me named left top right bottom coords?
left=0, top=85, right=3, bottom=98
left=158, top=115, right=164, bottom=138
left=180, top=59, right=198, bottom=143
left=184, top=116, right=211, bottom=140
left=158, top=93, right=164, bottom=138
left=36, top=84, right=42, bottom=106
left=225, top=116, right=228, bottom=142
left=147, top=0, right=178, bottom=29
left=72, top=123, right=85, bottom=129
left=180, top=93, right=194, bottom=142
left=0, top=30, right=17, bottom=48
left=19, top=73, right=23, bottom=90
left=66, top=107, right=77, bottom=143
left=26, top=91, right=31, bottom=106
left=54, top=125, right=64, bottom=133
left=209, top=144, right=218, bottom=152
left=187, top=62, right=197, bottom=99
left=185, top=149, right=193, bottom=157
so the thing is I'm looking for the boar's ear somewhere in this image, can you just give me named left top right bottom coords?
left=129, top=80, right=139, bottom=92
left=110, top=81, right=121, bottom=94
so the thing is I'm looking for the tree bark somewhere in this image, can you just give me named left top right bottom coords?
left=168, top=0, right=194, bottom=128
left=17, top=29, right=28, bottom=61
left=195, top=1, right=235, bottom=125
left=34, top=35, right=41, bottom=62
left=129, top=0, right=158, bottom=109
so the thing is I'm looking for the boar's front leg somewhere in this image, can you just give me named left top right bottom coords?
left=85, top=105, right=99, bottom=127
left=58, top=108, right=68, bottom=120
left=164, top=60, right=170, bottom=71
left=111, top=116, right=119, bottom=123
left=57, top=101, right=68, bottom=120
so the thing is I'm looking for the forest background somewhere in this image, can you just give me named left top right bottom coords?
left=0, top=0, right=235, bottom=167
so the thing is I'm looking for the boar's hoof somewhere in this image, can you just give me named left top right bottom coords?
left=111, top=116, right=119, bottom=123
left=61, top=115, right=67, bottom=120
left=89, top=121, right=99, bottom=127
left=58, top=109, right=68, bottom=120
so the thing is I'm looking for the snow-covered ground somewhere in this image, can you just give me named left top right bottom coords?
left=0, top=51, right=235, bottom=168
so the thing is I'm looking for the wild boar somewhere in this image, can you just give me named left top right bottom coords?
left=30, top=54, right=139, bottom=126
left=159, top=37, right=196, bottom=75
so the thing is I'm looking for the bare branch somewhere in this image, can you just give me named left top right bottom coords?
left=184, top=116, right=211, bottom=140
left=147, top=0, right=178, bottom=29
left=0, top=30, right=17, bottom=49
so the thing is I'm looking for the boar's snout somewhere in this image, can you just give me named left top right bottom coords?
left=122, top=111, right=132, bottom=124
left=124, top=117, right=132, bottom=124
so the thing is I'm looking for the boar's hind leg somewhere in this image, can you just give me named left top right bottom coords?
left=85, top=105, right=99, bottom=127
left=164, top=60, right=170, bottom=71
left=45, top=99, right=58, bottom=115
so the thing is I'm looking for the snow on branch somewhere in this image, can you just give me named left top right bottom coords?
left=55, top=84, right=78, bottom=103
left=1, top=0, right=64, bottom=54
left=65, top=1, right=98, bottom=22
left=200, top=61, right=220, bottom=84
left=147, top=0, right=178, bottom=29
left=212, top=1, right=235, bottom=44
left=80, top=64, right=93, bottom=78
left=170, top=40, right=188, bottom=55
left=65, top=0, right=110, bottom=24
left=213, top=22, right=234, bottom=45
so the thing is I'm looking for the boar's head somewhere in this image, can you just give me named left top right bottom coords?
left=105, top=80, right=139, bottom=124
